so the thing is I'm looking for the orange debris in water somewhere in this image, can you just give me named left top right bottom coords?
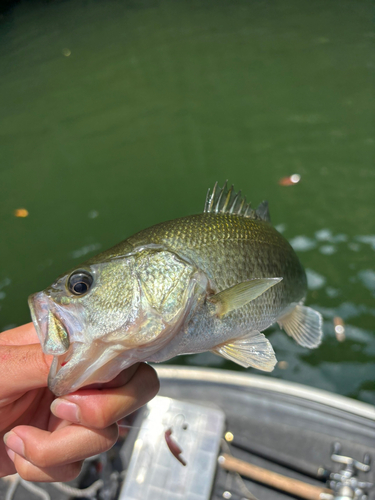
left=334, top=317, right=345, bottom=342
left=277, top=360, right=289, bottom=369
left=14, top=208, right=29, bottom=218
left=278, top=174, right=301, bottom=186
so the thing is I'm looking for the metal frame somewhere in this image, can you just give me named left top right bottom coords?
left=154, top=365, right=375, bottom=421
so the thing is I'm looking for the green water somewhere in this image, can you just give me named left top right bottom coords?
left=0, top=0, right=374, bottom=403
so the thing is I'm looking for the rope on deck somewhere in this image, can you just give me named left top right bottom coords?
left=5, top=474, right=104, bottom=500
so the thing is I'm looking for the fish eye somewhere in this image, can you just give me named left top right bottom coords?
left=68, top=271, right=93, bottom=296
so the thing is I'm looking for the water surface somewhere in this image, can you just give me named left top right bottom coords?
left=0, top=0, right=374, bottom=403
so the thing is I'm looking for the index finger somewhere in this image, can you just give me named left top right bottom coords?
left=0, top=344, right=52, bottom=398
left=0, top=323, right=40, bottom=346
left=51, top=363, right=160, bottom=429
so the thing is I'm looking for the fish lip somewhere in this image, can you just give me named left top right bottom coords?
left=28, top=292, right=51, bottom=347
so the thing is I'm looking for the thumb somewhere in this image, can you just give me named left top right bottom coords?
left=0, top=344, right=53, bottom=398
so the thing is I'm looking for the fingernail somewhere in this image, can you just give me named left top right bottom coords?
left=51, top=399, right=80, bottom=423
left=3, top=432, right=25, bottom=457
left=6, top=448, right=15, bottom=461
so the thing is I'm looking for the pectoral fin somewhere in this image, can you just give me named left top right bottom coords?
left=278, top=304, right=323, bottom=348
left=208, top=277, right=282, bottom=318
left=211, top=332, right=277, bottom=371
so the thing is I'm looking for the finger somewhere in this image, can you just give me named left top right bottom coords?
left=51, top=363, right=159, bottom=429
left=10, top=452, right=83, bottom=483
left=0, top=344, right=53, bottom=398
left=4, top=422, right=118, bottom=469
left=81, top=362, right=140, bottom=390
left=0, top=447, right=16, bottom=477
left=0, top=323, right=40, bottom=346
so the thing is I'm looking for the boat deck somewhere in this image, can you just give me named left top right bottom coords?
left=154, top=367, right=375, bottom=500
left=1, top=366, right=374, bottom=500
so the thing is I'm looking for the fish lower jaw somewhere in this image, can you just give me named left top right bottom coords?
left=47, top=303, right=198, bottom=395
left=49, top=356, right=137, bottom=396
left=47, top=340, right=156, bottom=395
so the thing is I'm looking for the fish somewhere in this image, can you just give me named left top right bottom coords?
left=28, top=182, right=323, bottom=396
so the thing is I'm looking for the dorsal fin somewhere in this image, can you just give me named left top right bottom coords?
left=204, top=181, right=271, bottom=222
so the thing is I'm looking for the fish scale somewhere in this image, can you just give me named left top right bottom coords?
left=126, top=213, right=306, bottom=306
left=29, top=183, right=322, bottom=395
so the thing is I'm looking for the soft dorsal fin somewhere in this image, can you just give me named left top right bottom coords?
left=204, top=181, right=271, bottom=222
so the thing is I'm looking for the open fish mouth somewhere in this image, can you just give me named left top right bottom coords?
left=28, top=292, right=153, bottom=396
left=28, top=292, right=101, bottom=395
left=47, top=324, right=183, bottom=396
left=28, top=292, right=71, bottom=355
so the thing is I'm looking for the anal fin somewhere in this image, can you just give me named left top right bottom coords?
left=211, top=332, right=277, bottom=372
left=278, top=304, right=323, bottom=348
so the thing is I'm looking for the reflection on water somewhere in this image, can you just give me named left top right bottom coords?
left=357, top=235, right=375, bottom=250
left=0, top=0, right=374, bottom=404
left=0, top=279, right=11, bottom=304
left=319, top=245, right=336, bottom=255
left=70, top=242, right=102, bottom=259
left=305, top=268, right=326, bottom=290
left=315, top=229, right=348, bottom=243
left=358, top=270, right=375, bottom=295
left=289, top=236, right=316, bottom=252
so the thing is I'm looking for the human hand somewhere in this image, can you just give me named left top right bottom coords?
left=0, top=323, right=159, bottom=482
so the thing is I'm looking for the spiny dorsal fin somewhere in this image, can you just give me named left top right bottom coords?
left=204, top=181, right=271, bottom=222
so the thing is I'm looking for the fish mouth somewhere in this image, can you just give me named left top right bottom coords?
left=28, top=292, right=48, bottom=346
left=28, top=292, right=71, bottom=356
left=29, top=292, right=56, bottom=350
left=47, top=326, right=173, bottom=396
left=28, top=292, right=138, bottom=396
left=47, top=341, right=138, bottom=396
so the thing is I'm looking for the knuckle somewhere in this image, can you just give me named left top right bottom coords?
left=101, top=423, right=119, bottom=450
left=61, top=461, right=84, bottom=482
left=15, top=459, right=36, bottom=482
left=93, top=424, right=118, bottom=453
left=140, top=364, right=160, bottom=399
left=78, top=401, right=110, bottom=429
left=17, top=458, right=84, bottom=483
left=86, top=425, right=117, bottom=454
left=91, top=406, right=112, bottom=429
left=28, top=446, right=49, bottom=468
left=149, top=368, right=160, bottom=397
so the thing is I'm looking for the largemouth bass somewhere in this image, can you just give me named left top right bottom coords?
left=29, top=182, right=323, bottom=396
